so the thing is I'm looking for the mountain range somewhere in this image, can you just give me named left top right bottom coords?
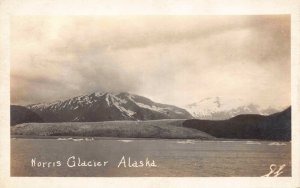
left=26, top=92, right=192, bottom=122
left=11, top=91, right=287, bottom=125
left=184, top=97, right=284, bottom=120
left=10, top=91, right=291, bottom=140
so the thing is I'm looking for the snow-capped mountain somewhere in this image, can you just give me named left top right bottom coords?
left=184, top=97, right=284, bottom=120
left=27, top=92, right=193, bottom=122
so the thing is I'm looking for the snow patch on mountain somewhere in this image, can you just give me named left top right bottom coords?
left=108, top=94, right=135, bottom=117
left=135, top=102, right=164, bottom=113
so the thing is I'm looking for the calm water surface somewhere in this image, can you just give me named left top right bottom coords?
left=11, top=138, right=291, bottom=177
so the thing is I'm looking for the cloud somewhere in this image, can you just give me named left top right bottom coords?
left=10, top=15, right=290, bottom=107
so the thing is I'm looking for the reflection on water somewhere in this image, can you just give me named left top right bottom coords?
left=11, top=138, right=291, bottom=177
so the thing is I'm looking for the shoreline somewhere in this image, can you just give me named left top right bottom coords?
left=10, top=135, right=291, bottom=142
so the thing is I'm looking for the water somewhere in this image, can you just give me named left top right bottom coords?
left=11, top=138, right=291, bottom=177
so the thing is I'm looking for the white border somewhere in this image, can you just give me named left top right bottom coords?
left=0, top=0, right=299, bottom=188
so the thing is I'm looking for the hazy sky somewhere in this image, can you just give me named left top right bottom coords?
left=11, top=15, right=290, bottom=107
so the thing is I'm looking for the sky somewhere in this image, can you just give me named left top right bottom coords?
left=10, top=15, right=291, bottom=108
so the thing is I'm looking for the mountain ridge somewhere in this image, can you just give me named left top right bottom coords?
left=184, top=96, right=285, bottom=120
left=26, top=91, right=193, bottom=122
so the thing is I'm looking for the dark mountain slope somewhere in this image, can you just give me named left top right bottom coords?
left=182, top=107, right=291, bottom=141
left=10, top=105, right=44, bottom=126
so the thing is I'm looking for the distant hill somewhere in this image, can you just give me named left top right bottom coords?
left=182, top=107, right=291, bottom=141
left=11, top=105, right=44, bottom=126
left=27, top=92, right=193, bottom=122
left=184, top=97, right=283, bottom=120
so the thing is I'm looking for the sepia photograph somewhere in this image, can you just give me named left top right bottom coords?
left=9, top=15, right=292, bottom=177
